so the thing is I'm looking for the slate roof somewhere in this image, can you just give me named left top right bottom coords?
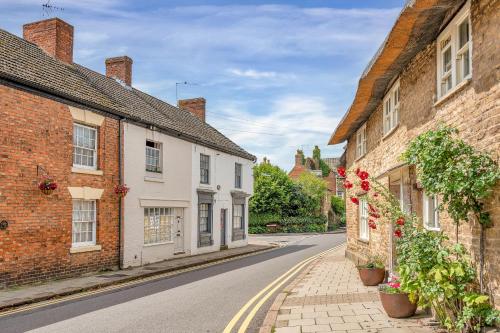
left=0, top=28, right=255, bottom=161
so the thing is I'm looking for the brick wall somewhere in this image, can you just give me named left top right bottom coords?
left=0, top=84, right=120, bottom=287
left=343, top=0, right=500, bottom=307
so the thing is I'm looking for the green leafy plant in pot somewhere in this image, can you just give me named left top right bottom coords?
left=379, top=277, right=417, bottom=318
left=357, top=255, right=385, bottom=286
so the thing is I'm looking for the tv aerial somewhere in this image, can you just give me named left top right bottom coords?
left=42, top=0, right=64, bottom=17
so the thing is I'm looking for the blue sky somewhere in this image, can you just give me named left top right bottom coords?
left=0, top=0, right=402, bottom=171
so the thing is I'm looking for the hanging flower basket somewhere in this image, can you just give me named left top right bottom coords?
left=114, top=184, right=130, bottom=198
left=38, top=176, right=58, bottom=195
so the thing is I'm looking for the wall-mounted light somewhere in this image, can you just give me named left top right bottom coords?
left=0, top=220, right=8, bottom=230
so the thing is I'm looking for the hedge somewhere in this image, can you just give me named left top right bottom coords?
left=249, top=213, right=327, bottom=234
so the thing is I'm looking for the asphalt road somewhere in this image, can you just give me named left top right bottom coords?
left=0, top=233, right=345, bottom=333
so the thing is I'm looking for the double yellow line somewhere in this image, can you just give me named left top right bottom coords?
left=223, top=243, right=344, bottom=333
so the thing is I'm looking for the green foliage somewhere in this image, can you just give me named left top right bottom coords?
left=402, top=126, right=499, bottom=226
left=248, top=213, right=327, bottom=233
left=297, top=149, right=305, bottom=165
left=331, top=196, right=345, bottom=215
left=293, top=172, right=327, bottom=215
left=312, top=145, right=321, bottom=160
left=397, top=226, right=499, bottom=332
left=359, top=255, right=385, bottom=269
left=319, top=159, right=331, bottom=177
left=249, top=162, right=296, bottom=216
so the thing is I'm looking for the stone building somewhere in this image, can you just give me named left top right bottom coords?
left=328, top=0, right=499, bottom=306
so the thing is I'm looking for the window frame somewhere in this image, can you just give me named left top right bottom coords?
left=73, top=123, right=98, bottom=170
left=235, top=163, right=242, bottom=189
left=232, top=204, right=244, bottom=230
left=356, top=124, right=367, bottom=159
left=423, top=193, right=440, bottom=231
left=143, top=207, right=174, bottom=245
left=383, top=80, right=400, bottom=135
left=436, top=1, right=472, bottom=99
left=145, top=140, right=162, bottom=174
left=359, top=197, right=369, bottom=241
left=199, top=203, right=211, bottom=233
left=200, top=154, right=210, bottom=184
left=72, top=199, right=97, bottom=247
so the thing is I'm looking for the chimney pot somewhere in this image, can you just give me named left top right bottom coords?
left=178, top=98, right=206, bottom=122
left=23, top=18, right=74, bottom=64
left=105, top=56, right=133, bottom=86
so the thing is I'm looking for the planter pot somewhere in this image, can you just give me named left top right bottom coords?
left=357, top=267, right=385, bottom=286
left=116, top=192, right=127, bottom=198
left=41, top=189, right=54, bottom=195
left=379, top=290, right=417, bottom=318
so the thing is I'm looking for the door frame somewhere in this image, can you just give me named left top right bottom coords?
left=220, top=208, right=227, bottom=249
left=174, top=208, right=185, bottom=254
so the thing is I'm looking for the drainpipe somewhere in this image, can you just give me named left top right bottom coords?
left=118, top=118, right=124, bottom=269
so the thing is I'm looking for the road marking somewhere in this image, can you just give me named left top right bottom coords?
left=0, top=247, right=277, bottom=318
left=223, top=243, right=345, bottom=333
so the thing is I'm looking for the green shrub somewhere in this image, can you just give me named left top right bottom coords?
left=249, top=213, right=327, bottom=233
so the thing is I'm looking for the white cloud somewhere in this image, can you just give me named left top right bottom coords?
left=208, top=95, right=343, bottom=171
left=229, top=68, right=277, bottom=79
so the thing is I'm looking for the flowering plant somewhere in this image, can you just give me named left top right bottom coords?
left=337, top=166, right=412, bottom=239
left=114, top=184, right=130, bottom=197
left=379, top=276, right=402, bottom=294
left=38, top=176, right=58, bottom=192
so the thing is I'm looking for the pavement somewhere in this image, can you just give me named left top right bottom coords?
left=0, top=233, right=346, bottom=333
left=0, top=243, right=273, bottom=312
left=261, top=245, right=437, bottom=333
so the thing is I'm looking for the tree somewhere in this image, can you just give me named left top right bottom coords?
left=312, top=145, right=330, bottom=177
left=293, top=172, right=327, bottom=215
left=250, top=162, right=295, bottom=215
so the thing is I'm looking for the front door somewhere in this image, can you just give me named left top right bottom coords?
left=174, top=209, right=184, bottom=254
left=220, top=209, right=227, bottom=248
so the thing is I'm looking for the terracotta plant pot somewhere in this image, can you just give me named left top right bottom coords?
left=41, top=189, right=54, bottom=195
left=357, top=267, right=385, bottom=286
left=379, top=290, right=417, bottom=318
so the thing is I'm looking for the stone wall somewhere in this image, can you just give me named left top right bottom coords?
left=343, top=0, right=500, bottom=306
left=0, top=84, right=120, bottom=287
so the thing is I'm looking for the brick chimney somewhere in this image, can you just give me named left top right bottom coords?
left=295, top=150, right=304, bottom=166
left=23, top=18, right=74, bottom=64
left=105, top=56, right=133, bottom=86
left=178, top=98, right=206, bottom=122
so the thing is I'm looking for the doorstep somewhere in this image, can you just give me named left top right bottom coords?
left=0, top=244, right=274, bottom=312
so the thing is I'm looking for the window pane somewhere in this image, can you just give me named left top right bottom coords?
left=443, top=48, right=452, bottom=74
left=73, top=124, right=97, bottom=168
left=459, top=20, right=469, bottom=48
left=72, top=199, right=96, bottom=246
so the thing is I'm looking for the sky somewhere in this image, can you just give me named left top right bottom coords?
left=0, top=0, right=403, bottom=171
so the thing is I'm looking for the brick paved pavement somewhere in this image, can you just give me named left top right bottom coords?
left=265, top=245, right=436, bottom=333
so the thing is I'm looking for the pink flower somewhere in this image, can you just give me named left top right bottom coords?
left=343, top=180, right=353, bottom=189
left=388, top=281, right=401, bottom=289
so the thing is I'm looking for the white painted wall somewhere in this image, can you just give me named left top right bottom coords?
left=190, top=144, right=254, bottom=255
left=123, top=122, right=192, bottom=267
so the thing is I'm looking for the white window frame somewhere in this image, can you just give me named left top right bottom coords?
left=144, top=207, right=174, bottom=245
left=232, top=204, right=244, bottom=230
left=200, top=154, right=210, bottom=184
left=356, top=124, right=367, bottom=159
left=73, top=123, right=98, bottom=170
left=436, top=1, right=472, bottom=99
left=359, top=197, right=369, bottom=241
left=383, top=80, right=400, bottom=135
left=72, top=199, right=97, bottom=247
left=423, top=193, right=440, bottom=231
left=145, top=140, right=162, bottom=173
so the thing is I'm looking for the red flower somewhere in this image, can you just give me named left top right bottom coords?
left=394, top=229, right=402, bottom=238
left=360, top=180, right=370, bottom=191
left=396, top=217, right=405, bottom=226
left=355, top=168, right=361, bottom=176
left=337, top=167, right=346, bottom=177
left=369, top=212, right=380, bottom=219
left=350, top=197, right=359, bottom=205
left=373, top=192, right=379, bottom=197
left=358, top=171, right=369, bottom=180
left=368, top=204, right=377, bottom=213
left=368, top=221, right=377, bottom=229
left=388, top=281, right=401, bottom=289
left=343, top=180, right=353, bottom=189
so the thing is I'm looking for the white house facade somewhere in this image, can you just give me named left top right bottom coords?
left=190, top=144, right=253, bottom=255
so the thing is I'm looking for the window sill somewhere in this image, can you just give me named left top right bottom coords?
left=70, top=244, right=101, bottom=254
left=382, top=124, right=399, bottom=141
left=143, top=241, right=173, bottom=247
left=72, top=167, right=103, bottom=176
left=434, top=78, right=471, bottom=107
left=424, top=225, right=441, bottom=232
left=144, top=176, right=165, bottom=183
left=355, top=154, right=366, bottom=162
left=357, top=238, right=369, bottom=244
